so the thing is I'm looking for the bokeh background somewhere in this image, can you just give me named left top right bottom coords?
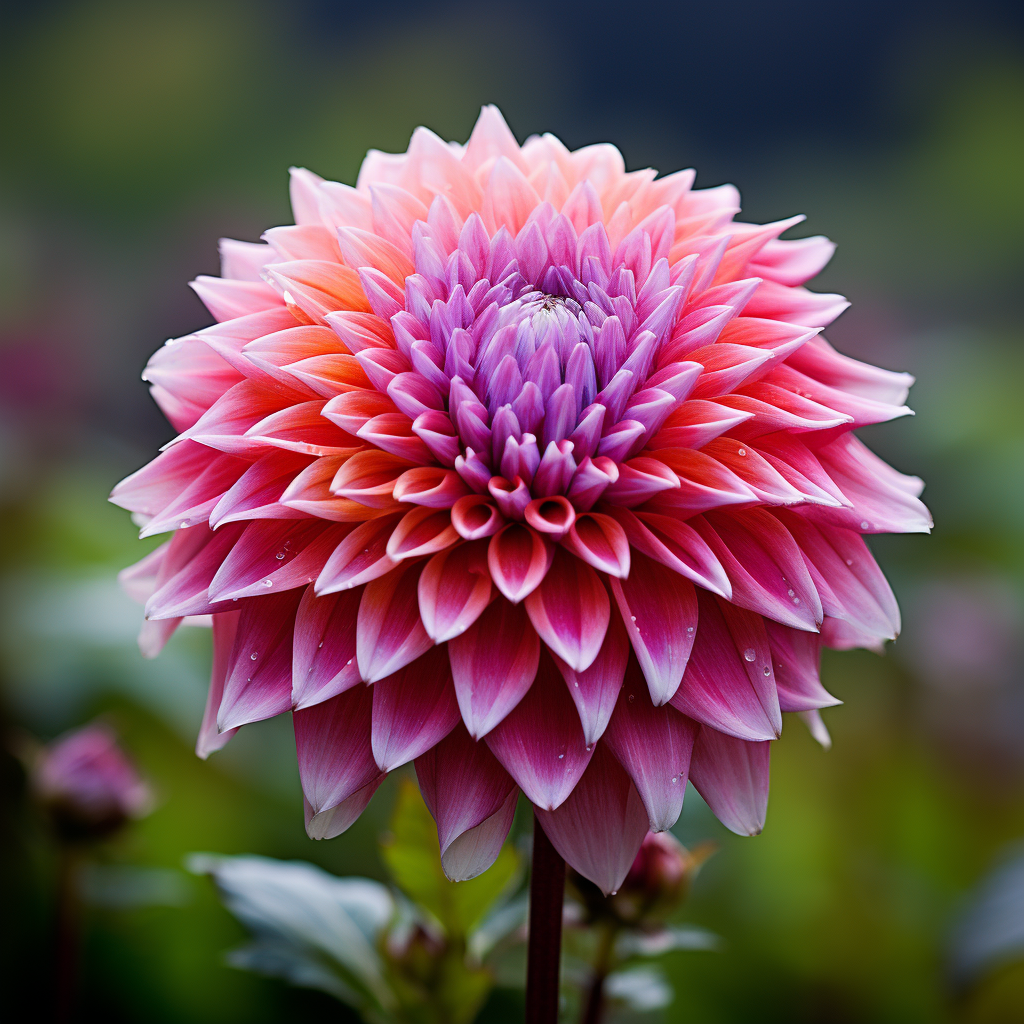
left=2, top=1, right=1023, bottom=1020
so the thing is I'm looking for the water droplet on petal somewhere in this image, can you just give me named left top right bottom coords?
left=686, top=625, right=694, bottom=634
left=860, top=521, right=870, bottom=530
left=787, top=589, right=795, bottom=597
left=763, top=665, right=771, bottom=676
left=557, top=752, right=564, bottom=759
left=262, top=578, right=273, bottom=587
left=792, top=596, right=800, bottom=604
left=846, top=559, right=853, bottom=566
left=275, top=551, right=286, bottom=560
left=318, top=641, right=323, bottom=648
left=250, top=651, right=258, bottom=660
left=743, top=648, right=756, bottom=662
left=627, top=693, right=635, bottom=702
left=737, top=448, right=746, bottom=456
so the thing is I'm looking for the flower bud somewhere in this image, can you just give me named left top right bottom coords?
left=32, top=723, right=151, bottom=842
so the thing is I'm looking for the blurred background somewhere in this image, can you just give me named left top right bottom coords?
left=2, top=0, right=1023, bottom=1020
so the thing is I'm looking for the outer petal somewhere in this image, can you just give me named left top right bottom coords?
left=670, top=592, right=782, bottom=742
left=688, top=727, right=771, bottom=836
left=291, top=584, right=362, bottom=710
left=415, top=723, right=518, bottom=881
left=303, top=777, right=384, bottom=841
left=294, top=685, right=381, bottom=838
left=604, top=664, right=698, bottom=832
left=553, top=609, right=629, bottom=745
left=196, top=611, right=241, bottom=758
left=609, top=550, right=698, bottom=705
left=218, top=590, right=302, bottom=731
left=448, top=598, right=540, bottom=738
left=485, top=652, right=593, bottom=810
left=525, top=547, right=610, bottom=672
left=371, top=645, right=460, bottom=771
left=356, top=561, right=432, bottom=683
left=765, top=620, right=840, bottom=712
left=535, top=743, right=649, bottom=895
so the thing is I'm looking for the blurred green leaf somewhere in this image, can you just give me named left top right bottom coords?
left=381, top=778, right=518, bottom=939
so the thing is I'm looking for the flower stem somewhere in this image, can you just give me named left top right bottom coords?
left=526, top=812, right=565, bottom=1024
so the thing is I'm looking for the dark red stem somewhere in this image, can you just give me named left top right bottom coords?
left=526, top=812, right=565, bottom=1024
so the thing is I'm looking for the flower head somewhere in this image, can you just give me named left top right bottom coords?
left=113, top=107, right=929, bottom=893
left=33, top=722, right=151, bottom=841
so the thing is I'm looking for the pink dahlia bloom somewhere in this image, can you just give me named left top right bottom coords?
left=113, top=107, right=929, bottom=894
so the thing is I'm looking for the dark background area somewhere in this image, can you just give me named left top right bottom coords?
left=1, top=1, right=1023, bottom=1020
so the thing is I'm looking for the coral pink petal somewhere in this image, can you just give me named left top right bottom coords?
left=610, top=550, right=698, bottom=705
left=415, top=723, right=518, bottom=881
left=487, top=523, right=553, bottom=603
left=562, top=512, right=631, bottom=578
left=689, top=727, right=771, bottom=836
left=448, top=597, right=540, bottom=738
left=417, top=540, right=494, bottom=643
left=291, top=584, right=362, bottom=710
left=765, top=620, right=840, bottom=712
left=196, top=611, right=241, bottom=758
left=356, top=560, right=433, bottom=683
left=315, top=513, right=402, bottom=595
left=385, top=506, right=459, bottom=561
left=370, top=645, right=459, bottom=771
left=525, top=547, right=610, bottom=672
left=484, top=652, right=593, bottom=810
left=670, top=591, right=782, bottom=741
left=553, top=609, right=629, bottom=745
left=535, top=743, right=649, bottom=895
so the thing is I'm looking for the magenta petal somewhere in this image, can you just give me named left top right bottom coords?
left=294, top=685, right=381, bottom=835
left=415, top=723, right=518, bottom=881
left=524, top=547, right=610, bottom=672
left=291, top=584, right=362, bottom=710
left=487, top=523, right=553, bottom=603
left=610, top=550, right=698, bottom=705
left=554, top=609, right=629, bottom=745
left=196, top=611, right=241, bottom=758
left=144, top=523, right=244, bottom=619
left=485, top=653, right=593, bottom=810
left=371, top=646, right=460, bottom=771
left=535, top=743, right=649, bottom=895
left=670, top=592, right=782, bottom=741
left=689, top=727, right=770, bottom=836
left=218, top=590, right=302, bottom=731
left=304, top=776, right=384, bottom=840
left=417, top=540, right=494, bottom=642
left=448, top=598, right=540, bottom=738
left=765, top=619, right=840, bottom=712
left=356, top=561, right=433, bottom=683
left=315, top=513, right=401, bottom=596
left=604, top=665, right=698, bottom=831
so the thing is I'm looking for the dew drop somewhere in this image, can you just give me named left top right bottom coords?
left=346, top=658, right=353, bottom=665
left=262, top=578, right=273, bottom=587
left=737, top=448, right=746, bottom=456
left=763, top=665, right=771, bottom=676
left=686, top=625, right=694, bottom=634
left=860, top=521, right=870, bottom=530
left=630, top=615, right=637, bottom=622
left=574, top=681, right=579, bottom=687
left=743, top=648, right=756, bottom=662
left=792, top=596, right=800, bottom=604
left=787, top=589, right=795, bottom=597
left=318, top=641, right=323, bottom=648
left=275, top=551, right=286, bottom=560
left=627, top=693, right=635, bottom=703
left=845, top=559, right=853, bottom=566
left=670, top=775, right=679, bottom=785
left=557, top=753, right=565, bottom=760
left=585, top=744, right=593, bottom=753
left=250, top=651, right=258, bottom=661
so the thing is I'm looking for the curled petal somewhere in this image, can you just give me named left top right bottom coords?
left=452, top=494, right=503, bottom=540
left=371, top=646, right=460, bottom=772
left=449, top=598, right=540, bottom=738
left=561, top=512, right=630, bottom=578
left=535, top=743, right=649, bottom=895
left=356, top=561, right=433, bottom=683
left=609, top=550, right=698, bottom=705
left=415, top=723, right=518, bottom=881
left=525, top=547, right=610, bottom=672
left=417, top=541, right=493, bottom=643
left=485, top=652, right=593, bottom=810
left=688, top=727, right=770, bottom=836
left=488, top=523, right=553, bottom=603
left=385, top=507, right=459, bottom=561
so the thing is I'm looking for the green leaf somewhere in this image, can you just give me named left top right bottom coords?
left=381, top=778, right=519, bottom=938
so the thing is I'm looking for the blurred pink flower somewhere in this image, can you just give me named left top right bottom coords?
left=33, top=723, right=151, bottom=840
left=113, top=107, right=928, bottom=894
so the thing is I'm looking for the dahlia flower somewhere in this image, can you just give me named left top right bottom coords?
left=113, top=106, right=928, bottom=896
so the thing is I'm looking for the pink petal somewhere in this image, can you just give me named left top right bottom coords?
left=524, top=547, right=610, bottom=672
left=217, top=590, right=302, bottom=731
left=609, top=550, right=698, bottom=705
left=553, top=609, right=629, bottom=745
left=356, top=561, right=433, bottom=683
left=485, top=652, right=593, bottom=810
left=291, top=584, right=362, bottom=710
left=314, top=513, right=401, bottom=595
left=487, top=523, right=553, bottom=603
left=385, top=507, right=459, bottom=561
left=294, top=685, right=382, bottom=837
left=415, top=723, right=518, bottom=881
left=449, top=598, right=540, bottom=738
left=535, top=743, right=649, bottom=895
left=764, top=620, right=840, bottom=712
left=417, top=541, right=494, bottom=643
left=669, top=592, right=781, bottom=742
left=562, top=512, right=631, bottom=578
left=604, top=664, right=698, bottom=831
left=371, top=646, right=460, bottom=771
left=688, top=727, right=770, bottom=836
left=451, top=494, right=504, bottom=540
left=304, top=777, right=384, bottom=841
left=196, top=611, right=241, bottom=758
